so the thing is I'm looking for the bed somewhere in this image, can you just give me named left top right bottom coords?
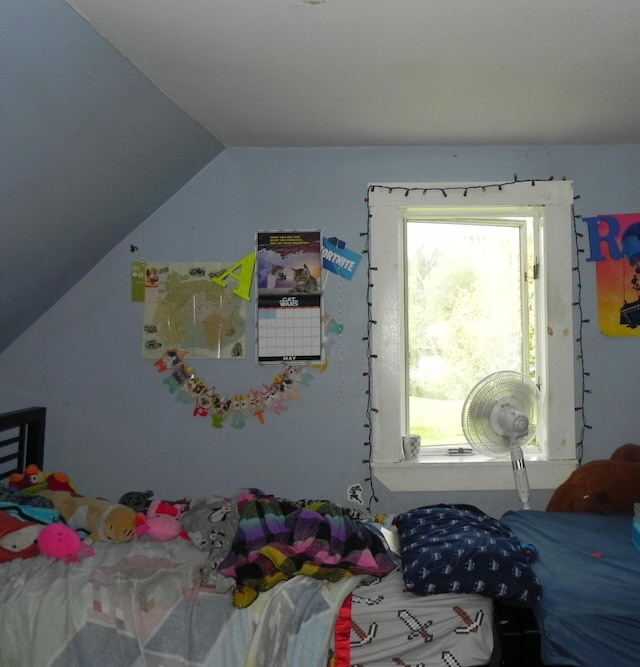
left=501, top=509, right=640, bottom=667
left=0, top=407, right=518, bottom=667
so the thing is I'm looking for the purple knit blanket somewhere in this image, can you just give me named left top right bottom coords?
left=219, top=489, right=395, bottom=607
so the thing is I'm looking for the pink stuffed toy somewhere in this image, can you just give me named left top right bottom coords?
left=38, top=523, right=94, bottom=563
left=135, top=499, right=189, bottom=542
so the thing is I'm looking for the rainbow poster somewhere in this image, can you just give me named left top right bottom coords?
left=583, top=213, right=640, bottom=336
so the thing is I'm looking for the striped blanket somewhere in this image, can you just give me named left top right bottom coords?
left=219, top=489, right=396, bottom=607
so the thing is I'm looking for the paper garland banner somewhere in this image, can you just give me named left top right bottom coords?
left=153, top=314, right=344, bottom=429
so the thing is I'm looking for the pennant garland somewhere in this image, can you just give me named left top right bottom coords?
left=153, top=314, right=344, bottom=429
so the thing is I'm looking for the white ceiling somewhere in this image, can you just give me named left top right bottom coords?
left=65, top=0, right=640, bottom=148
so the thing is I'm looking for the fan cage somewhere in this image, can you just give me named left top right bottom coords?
left=461, top=371, right=540, bottom=456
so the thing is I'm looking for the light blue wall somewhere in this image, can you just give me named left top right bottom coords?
left=2, top=145, right=639, bottom=517
left=0, top=0, right=224, bottom=352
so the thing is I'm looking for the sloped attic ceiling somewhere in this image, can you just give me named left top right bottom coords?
left=66, top=0, right=640, bottom=147
left=0, top=0, right=223, bottom=355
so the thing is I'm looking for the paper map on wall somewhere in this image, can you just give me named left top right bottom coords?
left=141, top=262, right=246, bottom=359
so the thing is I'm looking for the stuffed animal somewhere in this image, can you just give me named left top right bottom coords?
left=135, top=499, right=189, bottom=542
left=9, top=465, right=75, bottom=495
left=39, top=490, right=137, bottom=544
left=38, top=523, right=95, bottom=563
left=610, top=443, right=640, bottom=462
left=0, top=510, right=43, bottom=562
left=119, top=489, right=191, bottom=515
left=546, top=443, right=640, bottom=513
left=118, top=489, right=154, bottom=514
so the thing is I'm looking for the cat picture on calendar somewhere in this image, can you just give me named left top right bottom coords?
left=290, top=264, right=319, bottom=293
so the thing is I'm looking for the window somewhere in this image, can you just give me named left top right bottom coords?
left=368, top=181, right=577, bottom=492
left=406, top=212, right=535, bottom=450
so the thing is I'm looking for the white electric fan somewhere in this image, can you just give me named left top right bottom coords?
left=461, top=370, right=541, bottom=510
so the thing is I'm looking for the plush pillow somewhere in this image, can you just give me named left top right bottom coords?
left=396, top=504, right=541, bottom=607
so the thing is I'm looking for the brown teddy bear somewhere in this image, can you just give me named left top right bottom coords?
left=546, top=443, right=640, bottom=513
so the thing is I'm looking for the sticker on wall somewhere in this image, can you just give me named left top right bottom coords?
left=141, top=262, right=247, bottom=358
left=131, top=261, right=147, bottom=302
left=347, top=483, right=364, bottom=506
left=153, top=314, right=344, bottom=429
left=583, top=213, right=640, bottom=336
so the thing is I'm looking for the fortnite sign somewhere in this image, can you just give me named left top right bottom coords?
left=322, top=236, right=362, bottom=280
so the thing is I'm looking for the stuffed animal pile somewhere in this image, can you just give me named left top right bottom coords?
left=2, top=466, right=206, bottom=566
left=546, top=443, right=640, bottom=513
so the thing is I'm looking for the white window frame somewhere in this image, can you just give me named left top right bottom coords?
left=368, top=181, right=578, bottom=492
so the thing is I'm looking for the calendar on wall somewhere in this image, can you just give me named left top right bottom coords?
left=255, top=230, right=323, bottom=363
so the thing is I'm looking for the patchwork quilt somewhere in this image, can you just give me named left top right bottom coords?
left=0, top=535, right=358, bottom=667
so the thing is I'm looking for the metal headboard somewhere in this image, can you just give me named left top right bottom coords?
left=0, top=407, right=46, bottom=483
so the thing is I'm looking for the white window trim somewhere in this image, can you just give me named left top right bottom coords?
left=368, top=181, right=578, bottom=492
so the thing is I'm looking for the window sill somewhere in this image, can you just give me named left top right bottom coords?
left=372, top=456, right=577, bottom=492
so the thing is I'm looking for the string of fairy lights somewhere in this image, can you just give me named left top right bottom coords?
left=361, top=177, right=591, bottom=509
left=360, top=201, right=377, bottom=512
left=572, top=197, right=591, bottom=465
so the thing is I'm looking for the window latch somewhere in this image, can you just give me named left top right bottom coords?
left=448, top=447, right=473, bottom=456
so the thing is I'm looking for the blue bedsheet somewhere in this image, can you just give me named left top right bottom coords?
left=501, top=510, right=640, bottom=667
